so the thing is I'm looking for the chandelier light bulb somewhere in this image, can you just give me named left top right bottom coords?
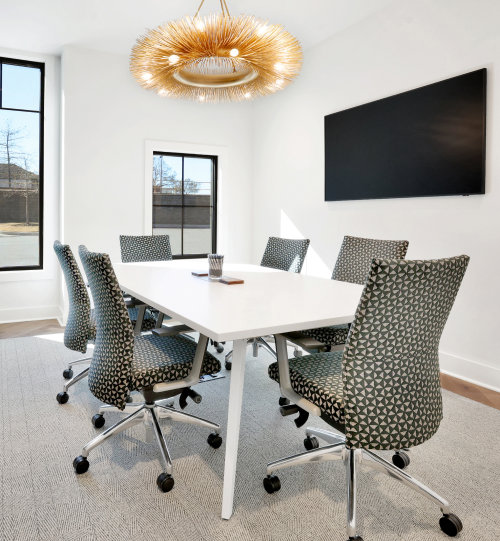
left=141, top=72, right=152, bottom=81
left=169, top=54, right=180, bottom=65
left=244, top=92, right=251, bottom=99
left=195, top=19, right=205, bottom=31
left=256, top=24, right=269, bottom=36
left=199, top=95, right=205, bottom=101
left=229, top=48, right=239, bottom=57
left=274, top=62, right=284, bottom=71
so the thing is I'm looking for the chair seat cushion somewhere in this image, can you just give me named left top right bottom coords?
left=268, top=351, right=345, bottom=427
left=130, top=334, right=221, bottom=390
left=301, top=324, right=350, bottom=347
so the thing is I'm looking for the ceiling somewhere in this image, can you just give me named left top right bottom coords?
left=0, top=0, right=395, bottom=56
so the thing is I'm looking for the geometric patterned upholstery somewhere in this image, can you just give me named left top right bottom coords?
left=119, top=234, right=173, bottom=323
left=119, top=234, right=172, bottom=263
left=260, top=237, right=310, bottom=273
left=268, top=351, right=345, bottom=428
left=54, top=241, right=96, bottom=353
left=79, top=245, right=220, bottom=411
left=130, top=334, right=221, bottom=390
left=332, top=235, right=409, bottom=285
left=300, top=236, right=409, bottom=348
left=342, top=255, right=468, bottom=450
left=54, top=240, right=157, bottom=356
left=270, top=255, right=469, bottom=451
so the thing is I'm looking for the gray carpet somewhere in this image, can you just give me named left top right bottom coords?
left=0, top=335, right=499, bottom=541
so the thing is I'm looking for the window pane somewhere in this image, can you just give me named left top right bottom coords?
left=2, top=64, right=41, bottom=111
left=0, top=108, right=40, bottom=268
left=153, top=205, right=182, bottom=255
left=184, top=157, right=212, bottom=195
left=153, top=154, right=182, bottom=193
left=183, top=207, right=213, bottom=255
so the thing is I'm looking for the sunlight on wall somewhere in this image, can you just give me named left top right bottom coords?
left=280, top=209, right=330, bottom=278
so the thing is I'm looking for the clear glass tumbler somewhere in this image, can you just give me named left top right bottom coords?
left=208, top=254, right=224, bottom=281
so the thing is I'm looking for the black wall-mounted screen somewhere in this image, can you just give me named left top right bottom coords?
left=324, top=69, right=486, bottom=201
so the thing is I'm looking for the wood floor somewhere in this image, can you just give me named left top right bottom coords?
left=1, top=319, right=499, bottom=411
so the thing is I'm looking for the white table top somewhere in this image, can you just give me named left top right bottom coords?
left=114, top=259, right=364, bottom=342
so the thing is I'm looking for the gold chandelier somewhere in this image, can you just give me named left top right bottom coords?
left=130, top=0, right=302, bottom=102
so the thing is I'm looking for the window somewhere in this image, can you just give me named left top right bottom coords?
left=0, top=57, right=44, bottom=271
left=152, top=152, right=217, bottom=258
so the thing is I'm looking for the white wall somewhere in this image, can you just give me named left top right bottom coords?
left=251, top=0, right=500, bottom=390
left=0, top=48, right=61, bottom=323
left=61, top=46, right=254, bottom=265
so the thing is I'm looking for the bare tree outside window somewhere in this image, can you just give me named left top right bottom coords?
left=0, top=123, right=26, bottom=188
left=152, top=159, right=199, bottom=194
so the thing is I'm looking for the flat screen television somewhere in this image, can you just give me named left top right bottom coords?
left=324, top=68, right=486, bottom=201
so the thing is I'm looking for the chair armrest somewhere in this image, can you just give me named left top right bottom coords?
left=274, top=334, right=321, bottom=417
left=281, top=331, right=326, bottom=351
left=152, top=324, right=193, bottom=337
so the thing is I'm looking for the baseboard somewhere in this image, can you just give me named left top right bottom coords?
left=440, top=351, right=500, bottom=393
left=0, top=305, right=62, bottom=325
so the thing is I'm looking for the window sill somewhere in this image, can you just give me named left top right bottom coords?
left=0, top=268, right=54, bottom=283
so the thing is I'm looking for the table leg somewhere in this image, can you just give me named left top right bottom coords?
left=221, top=338, right=247, bottom=519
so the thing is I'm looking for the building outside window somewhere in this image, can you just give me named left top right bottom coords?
left=152, top=152, right=217, bottom=258
left=0, top=57, right=44, bottom=270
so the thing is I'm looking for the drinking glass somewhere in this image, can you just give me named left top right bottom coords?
left=208, top=254, right=224, bottom=281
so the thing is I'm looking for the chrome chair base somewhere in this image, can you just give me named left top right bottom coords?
left=264, top=427, right=459, bottom=540
left=56, top=364, right=91, bottom=404
left=74, top=401, right=222, bottom=491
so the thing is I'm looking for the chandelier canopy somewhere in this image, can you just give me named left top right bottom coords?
left=130, top=0, right=302, bottom=102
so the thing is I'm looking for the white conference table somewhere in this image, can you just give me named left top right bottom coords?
left=114, top=259, right=363, bottom=519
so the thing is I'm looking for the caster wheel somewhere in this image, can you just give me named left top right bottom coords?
left=225, top=360, right=232, bottom=370
left=56, top=392, right=69, bottom=404
left=73, top=455, right=89, bottom=474
left=439, top=513, right=463, bottom=537
left=92, top=414, right=105, bottom=429
left=157, top=473, right=174, bottom=492
left=392, top=451, right=410, bottom=469
left=263, top=475, right=281, bottom=494
left=278, top=396, right=290, bottom=406
left=293, top=348, right=303, bottom=357
left=216, top=345, right=224, bottom=353
left=304, top=436, right=319, bottom=451
left=125, top=394, right=133, bottom=403
left=63, top=368, right=73, bottom=379
left=207, top=433, right=223, bottom=449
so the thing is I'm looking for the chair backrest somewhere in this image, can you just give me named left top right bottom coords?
left=332, top=235, right=409, bottom=284
left=79, top=245, right=134, bottom=410
left=260, top=237, right=310, bottom=273
left=119, top=234, right=172, bottom=263
left=342, top=255, right=469, bottom=451
left=53, top=241, right=93, bottom=353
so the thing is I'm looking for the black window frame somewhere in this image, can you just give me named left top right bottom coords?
left=152, top=151, right=217, bottom=259
left=0, top=56, right=45, bottom=272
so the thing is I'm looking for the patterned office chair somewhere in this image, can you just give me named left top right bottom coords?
left=54, top=241, right=156, bottom=404
left=224, top=236, right=311, bottom=370
left=73, top=246, right=222, bottom=492
left=296, top=235, right=409, bottom=351
left=119, top=234, right=173, bottom=263
left=118, top=234, right=205, bottom=346
left=264, top=255, right=469, bottom=540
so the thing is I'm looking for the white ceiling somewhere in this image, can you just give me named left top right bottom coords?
left=0, top=0, right=395, bottom=56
